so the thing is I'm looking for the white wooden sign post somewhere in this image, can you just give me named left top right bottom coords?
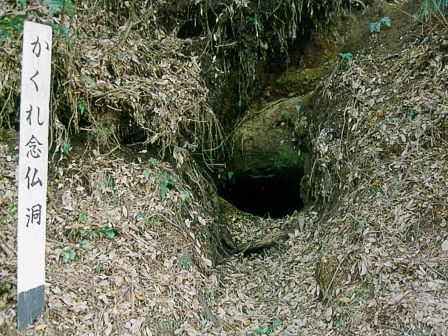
left=17, top=21, right=52, bottom=330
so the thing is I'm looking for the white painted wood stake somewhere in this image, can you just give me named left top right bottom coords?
left=17, top=21, right=52, bottom=330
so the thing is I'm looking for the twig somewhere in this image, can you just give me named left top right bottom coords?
left=234, top=230, right=292, bottom=255
left=105, top=18, right=143, bottom=54
left=197, top=292, right=220, bottom=327
left=420, top=259, right=447, bottom=280
left=382, top=53, right=400, bottom=61
left=0, top=242, right=13, bottom=258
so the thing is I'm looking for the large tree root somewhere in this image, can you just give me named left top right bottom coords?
left=232, top=230, right=293, bottom=255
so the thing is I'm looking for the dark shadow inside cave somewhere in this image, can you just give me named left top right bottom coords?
left=218, top=168, right=304, bottom=218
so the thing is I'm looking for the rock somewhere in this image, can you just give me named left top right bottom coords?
left=442, top=240, right=448, bottom=252
left=231, top=95, right=310, bottom=178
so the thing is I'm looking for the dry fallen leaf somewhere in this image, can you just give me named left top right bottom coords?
left=442, top=240, right=448, bottom=252
left=35, top=324, right=47, bottom=331
left=337, top=296, right=352, bottom=304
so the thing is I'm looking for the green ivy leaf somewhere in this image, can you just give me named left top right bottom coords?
left=180, top=254, right=192, bottom=270
left=148, top=157, right=158, bottom=165
left=369, top=21, right=381, bottom=33
left=134, top=209, right=145, bottom=221
left=8, top=202, right=18, bottom=215
left=77, top=100, right=85, bottom=116
left=78, top=212, right=88, bottom=223
left=408, top=109, right=419, bottom=119
left=95, top=261, right=101, bottom=274
left=45, top=21, right=69, bottom=36
left=157, top=171, right=172, bottom=200
left=0, top=14, right=27, bottom=46
left=84, top=75, right=94, bottom=87
left=380, top=16, right=391, bottom=28
left=143, top=168, right=151, bottom=178
left=339, top=52, right=353, bottom=60
left=255, top=326, right=265, bottom=335
left=106, top=173, right=115, bottom=189
left=80, top=239, right=92, bottom=250
left=62, top=247, right=76, bottom=263
left=180, top=190, right=190, bottom=202
left=94, top=226, right=117, bottom=239
left=43, top=0, right=74, bottom=15
left=62, top=142, right=72, bottom=155
left=339, top=53, right=353, bottom=65
left=272, top=319, right=282, bottom=331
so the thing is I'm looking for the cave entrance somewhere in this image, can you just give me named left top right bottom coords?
left=218, top=168, right=304, bottom=218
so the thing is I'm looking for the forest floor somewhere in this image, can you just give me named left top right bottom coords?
left=1, top=1, right=448, bottom=335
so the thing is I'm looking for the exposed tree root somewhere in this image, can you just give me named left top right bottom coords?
left=233, top=229, right=294, bottom=255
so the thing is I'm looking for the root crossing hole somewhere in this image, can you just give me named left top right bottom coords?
left=219, top=168, right=304, bottom=218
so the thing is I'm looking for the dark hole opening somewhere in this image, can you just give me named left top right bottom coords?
left=177, top=20, right=203, bottom=39
left=218, top=168, right=304, bottom=218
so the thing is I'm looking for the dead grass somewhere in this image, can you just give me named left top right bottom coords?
left=0, top=0, right=223, bottom=163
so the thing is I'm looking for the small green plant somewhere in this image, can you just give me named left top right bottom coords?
left=84, top=76, right=95, bottom=87
left=43, top=0, right=74, bottom=15
left=143, top=168, right=152, bottom=178
left=80, top=239, right=92, bottom=250
left=358, top=218, right=367, bottom=228
left=134, top=209, right=145, bottom=221
left=180, top=190, right=190, bottom=202
left=0, top=13, right=27, bottom=46
left=249, top=12, right=262, bottom=38
left=407, top=109, right=420, bottom=119
left=369, top=16, right=392, bottom=33
left=94, top=226, right=117, bottom=239
left=339, top=52, right=353, bottom=60
left=103, top=172, right=115, bottom=189
left=381, top=16, right=392, bottom=28
left=8, top=202, right=18, bottom=215
left=94, top=172, right=115, bottom=192
left=45, top=21, right=69, bottom=37
left=403, top=324, right=439, bottom=336
left=255, top=320, right=281, bottom=335
left=62, top=247, right=76, bottom=263
left=95, top=261, right=102, bottom=274
left=255, top=325, right=272, bottom=335
left=77, top=100, right=85, bottom=116
left=339, top=52, right=353, bottom=65
left=227, top=170, right=235, bottom=183
left=180, top=254, right=192, bottom=270
left=62, top=142, right=72, bottom=156
left=332, top=311, right=351, bottom=327
left=156, top=170, right=172, bottom=200
left=419, top=0, right=448, bottom=25
left=148, top=157, right=158, bottom=165
left=78, top=212, right=88, bottom=223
